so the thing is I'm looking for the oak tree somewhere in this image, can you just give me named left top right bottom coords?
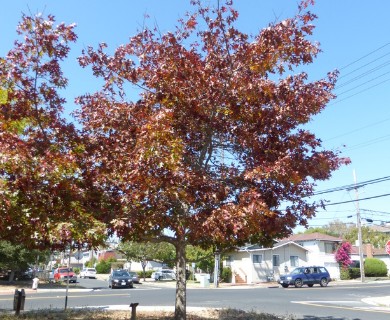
left=0, top=14, right=110, bottom=250
left=76, top=1, right=349, bottom=318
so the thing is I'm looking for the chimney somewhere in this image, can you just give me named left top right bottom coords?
left=365, top=244, right=373, bottom=258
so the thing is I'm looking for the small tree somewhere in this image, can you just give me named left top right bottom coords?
left=335, top=242, right=352, bottom=270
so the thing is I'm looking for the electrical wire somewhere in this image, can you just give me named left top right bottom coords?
left=314, top=175, right=390, bottom=195
left=338, top=42, right=390, bottom=71
left=325, top=192, right=390, bottom=206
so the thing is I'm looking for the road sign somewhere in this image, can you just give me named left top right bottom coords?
left=386, top=240, right=390, bottom=255
left=73, top=251, right=83, bottom=260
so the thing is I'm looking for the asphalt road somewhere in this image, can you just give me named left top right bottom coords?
left=1, top=278, right=389, bottom=320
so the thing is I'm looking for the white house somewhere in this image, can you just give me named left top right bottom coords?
left=225, top=232, right=343, bottom=284
left=224, top=241, right=308, bottom=284
left=279, top=232, right=342, bottom=279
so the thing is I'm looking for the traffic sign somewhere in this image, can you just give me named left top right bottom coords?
left=73, top=251, right=83, bottom=260
left=386, top=240, right=390, bottom=255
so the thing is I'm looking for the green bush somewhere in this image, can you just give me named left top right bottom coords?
left=221, top=267, right=232, bottom=283
left=85, top=257, right=97, bottom=268
left=137, top=270, right=154, bottom=278
left=73, top=267, right=80, bottom=275
left=364, top=258, right=388, bottom=277
left=95, top=258, right=117, bottom=274
left=340, top=267, right=350, bottom=280
left=349, top=267, right=361, bottom=279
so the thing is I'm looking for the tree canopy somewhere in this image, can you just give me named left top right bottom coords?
left=75, top=1, right=348, bottom=317
left=1, top=1, right=350, bottom=319
left=0, top=14, right=115, bottom=250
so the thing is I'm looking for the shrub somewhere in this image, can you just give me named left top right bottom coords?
left=85, top=257, right=97, bottom=268
left=95, top=258, right=117, bottom=274
left=364, top=258, right=388, bottom=277
left=221, top=267, right=232, bottom=283
left=73, top=267, right=80, bottom=275
left=340, top=268, right=350, bottom=280
left=349, top=267, right=361, bottom=279
left=137, top=270, right=153, bottom=278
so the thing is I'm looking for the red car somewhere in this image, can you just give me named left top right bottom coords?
left=53, top=267, right=77, bottom=283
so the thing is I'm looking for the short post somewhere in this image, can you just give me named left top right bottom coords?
left=13, top=289, right=25, bottom=315
left=130, top=302, right=139, bottom=320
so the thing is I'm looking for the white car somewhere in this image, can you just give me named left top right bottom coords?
left=151, top=269, right=176, bottom=281
left=79, top=268, right=97, bottom=279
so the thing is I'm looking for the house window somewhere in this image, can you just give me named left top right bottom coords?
left=252, top=254, right=263, bottom=264
left=225, top=255, right=232, bottom=266
left=325, top=242, right=336, bottom=253
left=272, top=254, right=280, bottom=267
left=290, top=256, right=299, bottom=267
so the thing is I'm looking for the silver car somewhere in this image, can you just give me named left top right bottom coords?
left=151, top=269, right=176, bottom=281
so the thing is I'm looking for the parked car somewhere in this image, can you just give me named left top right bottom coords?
left=278, top=266, right=331, bottom=288
left=151, top=269, right=176, bottom=281
left=128, top=271, right=140, bottom=283
left=79, top=268, right=97, bottom=279
left=108, top=270, right=133, bottom=288
left=53, top=267, right=77, bottom=283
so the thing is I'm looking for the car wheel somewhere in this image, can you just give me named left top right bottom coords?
left=281, top=284, right=289, bottom=288
left=320, top=278, right=328, bottom=287
left=130, top=283, right=133, bottom=288
left=159, top=276, right=163, bottom=281
left=294, top=278, right=303, bottom=288
left=308, top=284, right=314, bottom=287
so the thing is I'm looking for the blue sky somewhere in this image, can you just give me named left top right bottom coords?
left=2, top=0, right=390, bottom=232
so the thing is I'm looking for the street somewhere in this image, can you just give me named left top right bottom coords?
left=0, top=278, right=389, bottom=320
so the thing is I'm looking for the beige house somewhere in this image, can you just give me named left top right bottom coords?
left=224, top=232, right=343, bottom=284
left=224, top=241, right=308, bottom=284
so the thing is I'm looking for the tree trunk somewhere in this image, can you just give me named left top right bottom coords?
left=174, top=240, right=187, bottom=320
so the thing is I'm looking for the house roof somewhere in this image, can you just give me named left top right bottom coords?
left=351, top=244, right=389, bottom=256
left=239, top=241, right=307, bottom=252
left=280, top=232, right=342, bottom=243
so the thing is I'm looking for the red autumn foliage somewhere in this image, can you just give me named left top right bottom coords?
left=75, top=1, right=349, bottom=318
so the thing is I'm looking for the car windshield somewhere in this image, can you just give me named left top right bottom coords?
left=87, top=268, right=95, bottom=272
left=113, top=270, right=129, bottom=277
left=59, top=269, right=71, bottom=273
left=290, top=268, right=304, bottom=275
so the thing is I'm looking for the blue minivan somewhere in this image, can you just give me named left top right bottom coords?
left=278, top=266, right=331, bottom=288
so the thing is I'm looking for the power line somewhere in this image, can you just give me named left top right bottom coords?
left=336, top=62, right=390, bottom=91
left=325, top=192, right=390, bottom=206
left=314, top=175, right=390, bottom=195
left=338, top=51, right=390, bottom=80
left=330, top=42, right=390, bottom=105
left=339, top=42, right=390, bottom=71
left=336, top=70, right=390, bottom=96
left=331, top=77, right=390, bottom=106
left=323, top=117, right=390, bottom=142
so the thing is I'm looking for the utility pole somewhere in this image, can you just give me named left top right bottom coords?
left=214, top=250, right=220, bottom=288
left=353, top=170, right=365, bottom=282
